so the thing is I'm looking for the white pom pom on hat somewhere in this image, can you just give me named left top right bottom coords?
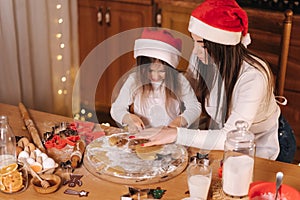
left=134, top=28, right=182, bottom=68
left=188, top=0, right=250, bottom=46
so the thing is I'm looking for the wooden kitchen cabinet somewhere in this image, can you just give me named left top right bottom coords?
left=78, top=0, right=154, bottom=112
left=154, top=0, right=202, bottom=71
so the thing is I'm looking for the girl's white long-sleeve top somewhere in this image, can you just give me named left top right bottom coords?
left=111, top=73, right=201, bottom=128
left=176, top=60, right=280, bottom=160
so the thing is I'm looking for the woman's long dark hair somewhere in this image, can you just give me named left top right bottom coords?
left=187, top=40, right=274, bottom=124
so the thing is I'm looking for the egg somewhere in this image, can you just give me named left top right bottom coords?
left=30, top=162, right=43, bottom=173
left=42, top=157, right=55, bottom=169
left=30, top=151, right=36, bottom=160
left=39, top=153, right=48, bottom=161
left=26, top=157, right=35, bottom=165
left=18, top=151, right=29, bottom=161
left=33, top=149, right=42, bottom=157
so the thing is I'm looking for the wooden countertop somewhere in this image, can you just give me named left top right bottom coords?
left=0, top=103, right=299, bottom=199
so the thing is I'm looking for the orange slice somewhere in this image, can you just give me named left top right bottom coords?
left=0, top=163, right=18, bottom=176
left=2, top=170, right=23, bottom=192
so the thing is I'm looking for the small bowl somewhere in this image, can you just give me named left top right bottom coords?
left=31, top=174, right=61, bottom=194
left=248, top=181, right=300, bottom=200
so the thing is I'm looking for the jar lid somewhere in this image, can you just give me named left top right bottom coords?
left=226, top=120, right=255, bottom=144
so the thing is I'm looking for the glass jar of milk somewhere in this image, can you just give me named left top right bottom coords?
left=222, top=120, right=255, bottom=197
left=0, top=115, right=17, bottom=168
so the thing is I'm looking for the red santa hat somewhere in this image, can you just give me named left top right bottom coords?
left=188, top=0, right=249, bottom=45
left=134, top=28, right=182, bottom=68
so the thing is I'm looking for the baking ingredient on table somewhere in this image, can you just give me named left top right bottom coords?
left=100, top=123, right=125, bottom=135
left=188, top=175, right=211, bottom=199
left=31, top=174, right=61, bottom=194
left=251, top=192, right=288, bottom=200
left=18, top=102, right=46, bottom=152
left=16, top=137, right=57, bottom=173
left=135, top=144, right=163, bottom=160
left=222, top=155, right=254, bottom=196
left=0, top=162, right=28, bottom=193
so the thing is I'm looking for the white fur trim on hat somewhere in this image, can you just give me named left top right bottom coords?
left=241, top=33, right=251, bottom=48
left=188, top=16, right=242, bottom=45
left=134, top=39, right=181, bottom=68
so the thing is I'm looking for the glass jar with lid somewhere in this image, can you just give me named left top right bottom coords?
left=0, top=115, right=16, bottom=168
left=222, top=120, right=255, bottom=197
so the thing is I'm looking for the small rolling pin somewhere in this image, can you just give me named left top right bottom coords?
left=18, top=102, right=46, bottom=152
left=70, top=140, right=85, bottom=168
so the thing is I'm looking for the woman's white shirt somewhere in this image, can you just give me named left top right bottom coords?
left=176, top=60, right=280, bottom=160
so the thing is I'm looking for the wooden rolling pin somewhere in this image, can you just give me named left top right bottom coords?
left=18, top=102, right=46, bottom=152
left=70, top=140, right=85, bottom=169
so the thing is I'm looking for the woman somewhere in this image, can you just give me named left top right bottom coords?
left=138, top=0, right=296, bottom=163
left=110, top=28, right=201, bottom=133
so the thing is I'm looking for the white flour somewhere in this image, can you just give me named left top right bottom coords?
left=222, top=155, right=254, bottom=196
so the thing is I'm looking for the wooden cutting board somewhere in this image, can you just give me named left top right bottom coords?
left=83, top=133, right=189, bottom=185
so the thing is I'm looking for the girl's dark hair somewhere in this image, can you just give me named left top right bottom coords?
left=136, top=56, right=182, bottom=116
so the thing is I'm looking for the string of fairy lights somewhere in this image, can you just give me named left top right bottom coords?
left=54, top=1, right=92, bottom=121
left=55, top=2, right=68, bottom=97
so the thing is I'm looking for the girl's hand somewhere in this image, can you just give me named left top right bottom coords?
left=137, top=126, right=177, bottom=147
left=122, top=113, right=145, bottom=133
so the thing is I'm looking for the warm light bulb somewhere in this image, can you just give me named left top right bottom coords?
left=56, top=55, right=63, bottom=60
left=81, top=109, right=86, bottom=114
left=56, top=33, right=62, bottom=39
left=80, top=116, right=86, bottom=121
left=56, top=4, right=62, bottom=9
left=61, top=76, right=67, bottom=82
left=60, top=43, right=65, bottom=49
left=58, top=89, right=63, bottom=95
left=63, top=90, right=67, bottom=95
left=58, top=18, right=63, bottom=24
left=87, top=113, right=93, bottom=118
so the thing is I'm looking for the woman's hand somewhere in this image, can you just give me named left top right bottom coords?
left=122, top=113, right=145, bottom=133
left=137, top=126, right=178, bottom=146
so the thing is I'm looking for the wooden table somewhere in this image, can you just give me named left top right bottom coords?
left=0, top=103, right=299, bottom=199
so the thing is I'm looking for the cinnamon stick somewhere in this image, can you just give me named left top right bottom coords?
left=18, top=102, right=46, bottom=152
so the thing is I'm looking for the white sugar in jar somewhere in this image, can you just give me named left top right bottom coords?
left=222, top=155, right=254, bottom=196
left=222, top=121, right=255, bottom=197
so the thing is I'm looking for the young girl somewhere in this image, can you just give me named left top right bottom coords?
left=110, top=28, right=201, bottom=133
left=138, top=0, right=296, bottom=163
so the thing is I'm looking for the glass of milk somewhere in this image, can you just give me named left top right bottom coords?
left=187, top=163, right=212, bottom=200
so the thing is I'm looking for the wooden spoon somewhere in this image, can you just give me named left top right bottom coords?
left=20, top=158, right=50, bottom=189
